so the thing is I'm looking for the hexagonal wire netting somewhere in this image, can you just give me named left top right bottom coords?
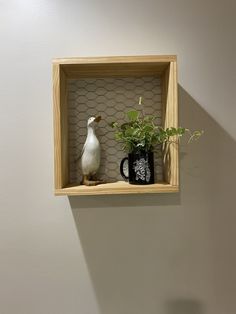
left=67, top=76, right=164, bottom=184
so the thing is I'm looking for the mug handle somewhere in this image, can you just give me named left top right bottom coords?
left=120, top=157, right=129, bottom=180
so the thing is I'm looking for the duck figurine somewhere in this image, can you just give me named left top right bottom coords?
left=81, top=116, right=102, bottom=186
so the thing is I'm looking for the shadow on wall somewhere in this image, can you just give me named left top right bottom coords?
left=165, top=299, right=205, bottom=314
left=69, top=86, right=236, bottom=314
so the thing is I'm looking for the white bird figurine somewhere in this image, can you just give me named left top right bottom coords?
left=81, top=116, right=102, bottom=186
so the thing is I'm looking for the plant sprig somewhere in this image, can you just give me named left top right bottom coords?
left=110, top=98, right=203, bottom=153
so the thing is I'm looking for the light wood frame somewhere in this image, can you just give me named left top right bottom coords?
left=53, top=55, right=178, bottom=196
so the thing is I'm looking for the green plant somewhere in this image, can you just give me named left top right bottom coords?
left=110, top=98, right=203, bottom=153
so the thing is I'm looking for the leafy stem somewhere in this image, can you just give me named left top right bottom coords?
left=110, top=99, right=203, bottom=153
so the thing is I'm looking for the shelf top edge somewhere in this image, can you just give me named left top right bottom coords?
left=52, top=55, right=177, bottom=65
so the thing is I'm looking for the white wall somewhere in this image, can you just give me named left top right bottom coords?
left=0, top=1, right=236, bottom=313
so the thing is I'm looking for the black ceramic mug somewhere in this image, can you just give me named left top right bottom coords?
left=120, top=151, right=154, bottom=185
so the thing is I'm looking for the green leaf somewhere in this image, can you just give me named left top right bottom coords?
left=178, top=127, right=186, bottom=135
left=127, top=110, right=139, bottom=121
left=124, top=128, right=134, bottom=137
left=109, top=121, right=118, bottom=128
left=143, top=115, right=156, bottom=122
left=110, top=105, right=203, bottom=153
left=143, top=124, right=154, bottom=133
left=120, top=122, right=133, bottom=130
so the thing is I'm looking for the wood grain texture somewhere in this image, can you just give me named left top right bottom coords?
left=53, top=63, right=62, bottom=189
left=53, top=64, right=69, bottom=189
left=53, top=55, right=179, bottom=195
left=53, top=55, right=177, bottom=65
left=163, top=61, right=179, bottom=186
left=53, top=55, right=176, bottom=79
left=161, top=64, right=170, bottom=183
left=55, top=181, right=179, bottom=196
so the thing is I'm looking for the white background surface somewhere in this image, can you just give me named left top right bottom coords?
left=0, top=0, right=236, bottom=313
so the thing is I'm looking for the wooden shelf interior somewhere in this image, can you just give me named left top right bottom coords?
left=55, top=181, right=179, bottom=196
left=53, top=55, right=179, bottom=196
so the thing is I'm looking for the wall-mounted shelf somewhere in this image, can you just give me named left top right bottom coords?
left=53, top=55, right=179, bottom=196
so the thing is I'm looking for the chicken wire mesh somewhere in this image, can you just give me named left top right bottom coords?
left=67, top=76, right=164, bottom=184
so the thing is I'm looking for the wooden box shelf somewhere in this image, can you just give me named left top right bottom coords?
left=53, top=55, right=179, bottom=196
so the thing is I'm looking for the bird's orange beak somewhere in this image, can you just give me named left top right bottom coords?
left=94, top=116, right=101, bottom=123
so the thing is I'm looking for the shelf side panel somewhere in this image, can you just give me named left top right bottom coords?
left=162, top=61, right=179, bottom=186
left=53, top=64, right=69, bottom=188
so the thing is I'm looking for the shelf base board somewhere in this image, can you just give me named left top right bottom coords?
left=55, top=181, right=179, bottom=196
